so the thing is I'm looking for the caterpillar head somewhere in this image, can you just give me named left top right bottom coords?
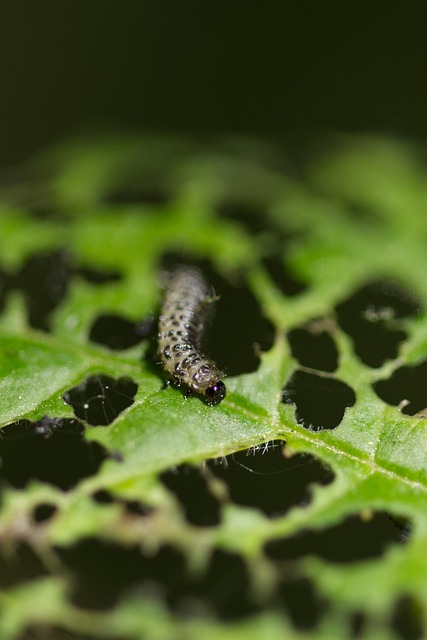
left=205, top=380, right=227, bottom=406
left=192, top=363, right=226, bottom=406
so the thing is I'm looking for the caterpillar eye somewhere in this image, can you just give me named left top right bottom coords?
left=205, top=381, right=226, bottom=406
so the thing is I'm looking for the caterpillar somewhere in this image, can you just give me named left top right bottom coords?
left=157, top=266, right=226, bottom=406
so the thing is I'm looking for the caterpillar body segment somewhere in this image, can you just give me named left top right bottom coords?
left=157, top=267, right=226, bottom=406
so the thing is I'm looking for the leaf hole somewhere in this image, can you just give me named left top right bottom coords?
left=373, top=360, right=427, bottom=415
left=75, top=265, right=122, bottom=285
left=0, top=543, right=48, bottom=589
left=217, top=201, right=280, bottom=237
left=12, top=249, right=72, bottom=331
left=287, top=322, right=339, bottom=372
left=63, top=374, right=138, bottom=426
left=89, top=313, right=154, bottom=350
left=92, top=489, right=152, bottom=517
left=262, top=255, right=307, bottom=297
left=0, top=249, right=123, bottom=331
left=56, top=539, right=187, bottom=611
left=335, top=279, right=421, bottom=368
left=350, top=611, right=367, bottom=638
left=56, top=537, right=260, bottom=620
left=187, top=548, right=260, bottom=620
left=33, top=503, right=57, bottom=524
left=264, top=511, right=411, bottom=564
left=207, top=440, right=334, bottom=517
left=160, top=465, right=221, bottom=527
left=276, top=575, right=326, bottom=630
left=0, top=417, right=110, bottom=491
left=283, top=369, right=356, bottom=430
left=391, top=594, right=424, bottom=640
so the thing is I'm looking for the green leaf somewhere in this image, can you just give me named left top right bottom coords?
left=0, top=132, right=426, bottom=639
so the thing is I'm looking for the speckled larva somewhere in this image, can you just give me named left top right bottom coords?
left=157, top=266, right=226, bottom=406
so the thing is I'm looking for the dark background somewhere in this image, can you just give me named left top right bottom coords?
left=2, top=2, right=427, bottom=168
